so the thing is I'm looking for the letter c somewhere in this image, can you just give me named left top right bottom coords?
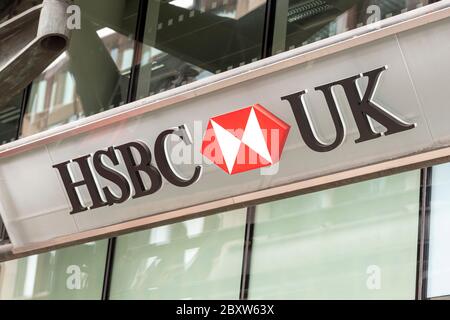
left=155, top=125, right=202, bottom=187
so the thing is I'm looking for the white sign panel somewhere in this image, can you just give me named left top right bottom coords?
left=1, top=16, right=450, bottom=248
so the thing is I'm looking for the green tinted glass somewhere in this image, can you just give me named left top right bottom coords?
left=272, top=0, right=434, bottom=54
left=249, top=171, right=421, bottom=299
left=136, top=0, right=267, bottom=99
left=109, top=209, right=247, bottom=299
left=0, top=241, right=107, bottom=300
left=22, top=0, right=139, bottom=137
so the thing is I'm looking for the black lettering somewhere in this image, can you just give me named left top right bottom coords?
left=115, top=141, right=162, bottom=199
left=338, top=66, right=415, bottom=143
left=93, top=147, right=131, bottom=205
left=281, top=87, right=345, bottom=152
left=53, top=155, right=107, bottom=214
left=155, top=125, right=202, bottom=187
left=282, top=66, right=415, bottom=151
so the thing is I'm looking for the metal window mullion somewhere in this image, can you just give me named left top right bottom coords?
left=261, top=0, right=278, bottom=58
left=16, top=84, right=32, bottom=140
left=238, top=0, right=278, bottom=300
left=416, top=167, right=432, bottom=300
left=126, top=0, right=149, bottom=103
left=101, top=237, right=117, bottom=300
left=239, top=206, right=256, bottom=300
left=101, top=0, right=150, bottom=301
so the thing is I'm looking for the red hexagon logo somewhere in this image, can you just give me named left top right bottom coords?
left=201, top=104, right=290, bottom=174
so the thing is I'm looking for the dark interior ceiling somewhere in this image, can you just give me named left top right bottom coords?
left=0, top=0, right=42, bottom=23
left=153, top=2, right=267, bottom=72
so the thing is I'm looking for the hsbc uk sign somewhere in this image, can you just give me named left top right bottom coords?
left=53, top=66, right=415, bottom=215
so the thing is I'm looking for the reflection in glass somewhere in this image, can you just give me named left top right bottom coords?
left=272, top=0, right=437, bottom=54
left=0, top=93, right=22, bottom=145
left=136, top=0, right=267, bottom=99
left=0, top=217, right=7, bottom=242
left=249, top=171, right=421, bottom=299
left=0, top=0, right=40, bottom=23
left=109, top=209, right=247, bottom=299
left=427, top=164, right=450, bottom=298
left=0, top=241, right=108, bottom=299
left=21, top=0, right=139, bottom=137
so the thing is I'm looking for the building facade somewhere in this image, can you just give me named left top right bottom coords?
left=0, top=0, right=449, bottom=300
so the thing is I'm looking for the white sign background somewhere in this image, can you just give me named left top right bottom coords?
left=1, top=16, right=449, bottom=248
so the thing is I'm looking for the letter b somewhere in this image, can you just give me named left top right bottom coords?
left=115, top=141, right=162, bottom=199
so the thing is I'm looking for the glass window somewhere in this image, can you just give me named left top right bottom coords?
left=20, top=0, right=139, bottom=137
left=0, top=218, right=7, bottom=242
left=0, top=241, right=108, bottom=300
left=0, top=0, right=39, bottom=23
left=0, top=93, right=20, bottom=241
left=0, top=93, right=22, bottom=145
left=109, top=209, right=247, bottom=299
left=271, top=0, right=437, bottom=55
left=135, top=0, right=267, bottom=99
left=426, top=164, right=450, bottom=298
left=248, top=171, right=421, bottom=299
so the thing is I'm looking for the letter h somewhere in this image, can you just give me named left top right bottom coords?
left=53, top=155, right=107, bottom=214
